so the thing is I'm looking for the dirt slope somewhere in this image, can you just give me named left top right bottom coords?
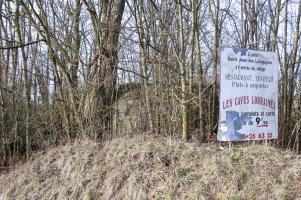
left=0, top=136, right=300, bottom=200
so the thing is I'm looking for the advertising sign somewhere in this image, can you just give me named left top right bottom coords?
left=218, top=47, right=278, bottom=141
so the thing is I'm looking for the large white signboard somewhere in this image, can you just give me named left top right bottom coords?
left=217, top=47, right=278, bottom=141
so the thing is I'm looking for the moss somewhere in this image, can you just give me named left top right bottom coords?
left=126, top=164, right=136, bottom=172
left=280, top=187, right=288, bottom=200
left=230, top=194, right=240, bottom=200
left=233, top=148, right=244, bottom=161
left=173, top=168, right=188, bottom=181
left=62, top=185, right=72, bottom=196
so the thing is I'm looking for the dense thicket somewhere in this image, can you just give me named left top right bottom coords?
left=0, top=0, right=300, bottom=166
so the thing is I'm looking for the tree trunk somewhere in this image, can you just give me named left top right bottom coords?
left=177, top=0, right=188, bottom=141
left=15, top=0, right=31, bottom=158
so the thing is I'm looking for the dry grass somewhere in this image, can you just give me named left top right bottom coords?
left=0, top=135, right=300, bottom=200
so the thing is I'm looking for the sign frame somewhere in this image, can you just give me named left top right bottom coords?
left=217, top=47, right=279, bottom=142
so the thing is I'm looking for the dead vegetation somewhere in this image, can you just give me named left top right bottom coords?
left=0, top=135, right=300, bottom=200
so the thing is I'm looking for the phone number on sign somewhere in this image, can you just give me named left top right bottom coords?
left=242, top=133, right=273, bottom=140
